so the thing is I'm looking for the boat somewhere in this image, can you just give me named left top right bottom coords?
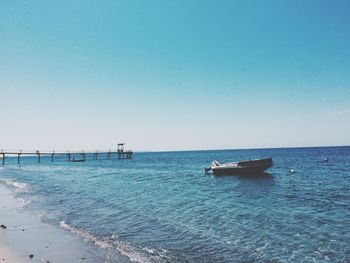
left=205, top=157, right=273, bottom=175
left=71, top=158, right=85, bottom=162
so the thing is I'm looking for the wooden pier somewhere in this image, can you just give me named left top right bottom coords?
left=0, top=144, right=133, bottom=165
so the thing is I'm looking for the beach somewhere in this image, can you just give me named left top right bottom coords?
left=0, top=241, right=24, bottom=263
left=0, top=184, right=107, bottom=263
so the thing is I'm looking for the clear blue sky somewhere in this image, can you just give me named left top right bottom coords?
left=1, top=0, right=349, bottom=151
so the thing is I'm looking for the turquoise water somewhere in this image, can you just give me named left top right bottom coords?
left=1, top=147, right=350, bottom=262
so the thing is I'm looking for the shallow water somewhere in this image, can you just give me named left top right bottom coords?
left=1, top=147, right=350, bottom=262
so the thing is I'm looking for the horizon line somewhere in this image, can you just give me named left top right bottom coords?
left=1, top=144, right=349, bottom=154
left=136, top=144, right=350, bottom=153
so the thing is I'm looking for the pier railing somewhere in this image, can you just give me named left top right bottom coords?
left=0, top=145, right=133, bottom=165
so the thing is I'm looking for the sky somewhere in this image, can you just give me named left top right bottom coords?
left=1, top=0, right=350, bottom=151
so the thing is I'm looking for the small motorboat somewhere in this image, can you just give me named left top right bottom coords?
left=71, top=158, right=86, bottom=162
left=205, top=157, right=273, bottom=175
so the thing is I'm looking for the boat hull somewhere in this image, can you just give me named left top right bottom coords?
left=211, top=158, right=272, bottom=175
left=212, top=166, right=270, bottom=175
left=71, top=159, right=85, bottom=162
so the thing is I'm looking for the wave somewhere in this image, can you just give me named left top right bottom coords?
left=0, top=177, right=34, bottom=208
left=60, top=221, right=171, bottom=263
left=16, top=197, right=33, bottom=207
left=0, top=178, right=28, bottom=192
left=15, top=165, right=91, bottom=173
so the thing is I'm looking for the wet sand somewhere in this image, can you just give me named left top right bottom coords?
left=0, top=184, right=107, bottom=263
left=0, top=239, right=25, bottom=263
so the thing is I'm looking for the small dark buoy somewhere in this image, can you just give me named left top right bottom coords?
left=29, top=254, right=34, bottom=259
left=81, top=257, right=86, bottom=260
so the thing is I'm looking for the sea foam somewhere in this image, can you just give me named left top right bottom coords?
left=0, top=178, right=28, bottom=192
left=59, top=220, right=168, bottom=263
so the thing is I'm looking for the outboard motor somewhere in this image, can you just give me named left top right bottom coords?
left=205, top=160, right=220, bottom=173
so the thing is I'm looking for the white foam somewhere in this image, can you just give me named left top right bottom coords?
left=60, top=221, right=112, bottom=249
left=16, top=197, right=33, bottom=207
left=60, top=221, right=165, bottom=263
left=12, top=181, right=28, bottom=191
left=0, top=178, right=28, bottom=192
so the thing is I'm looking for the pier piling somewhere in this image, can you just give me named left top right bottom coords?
left=36, top=151, right=41, bottom=163
left=93, top=151, right=98, bottom=160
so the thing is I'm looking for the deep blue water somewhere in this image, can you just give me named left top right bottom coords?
left=1, top=147, right=350, bottom=262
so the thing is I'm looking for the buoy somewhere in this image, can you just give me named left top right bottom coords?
left=290, top=169, right=295, bottom=173
left=324, top=158, right=328, bottom=162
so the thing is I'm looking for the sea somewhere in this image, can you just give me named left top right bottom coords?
left=0, top=146, right=349, bottom=263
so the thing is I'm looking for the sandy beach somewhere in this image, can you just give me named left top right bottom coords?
left=0, top=241, right=25, bottom=263
left=0, top=184, right=107, bottom=263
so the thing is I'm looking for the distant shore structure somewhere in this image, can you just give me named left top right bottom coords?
left=0, top=143, right=133, bottom=165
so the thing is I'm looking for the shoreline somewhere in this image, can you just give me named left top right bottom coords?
left=0, top=184, right=108, bottom=263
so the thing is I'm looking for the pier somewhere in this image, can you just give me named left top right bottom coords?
left=0, top=144, right=133, bottom=165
